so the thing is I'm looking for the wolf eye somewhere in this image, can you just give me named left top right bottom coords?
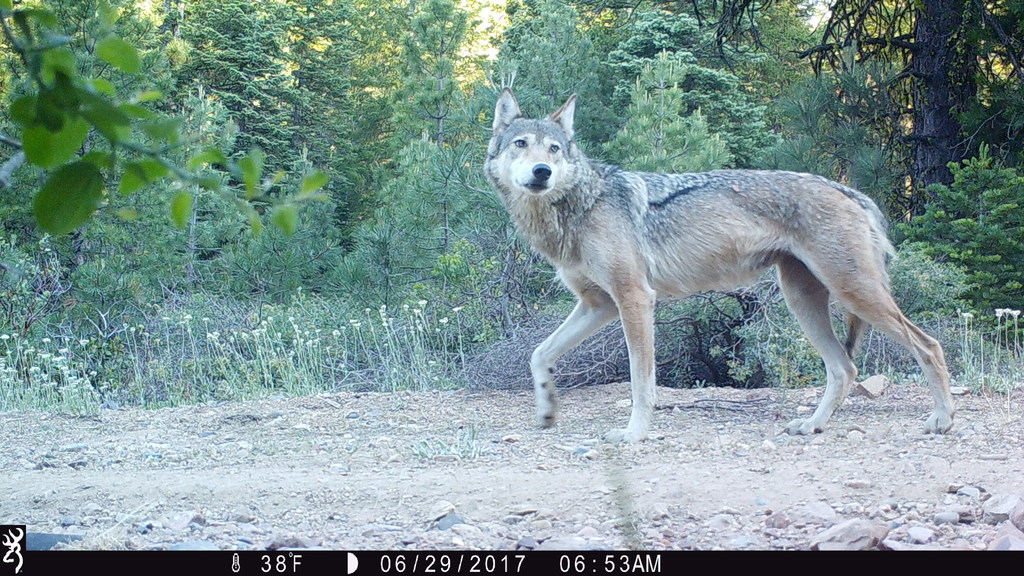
left=513, top=139, right=527, bottom=148
left=549, top=144, right=561, bottom=153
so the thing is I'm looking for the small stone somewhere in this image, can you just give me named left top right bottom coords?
left=1012, top=500, right=1024, bottom=532
left=957, top=485, right=982, bottom=499
left=501, top=435, right=520, bottom=443
left=852, top=375, right=889, bottom=398
left=59, top=443, right=89, bottom=452
left=58, top=515, right=78, bottom=527
left=933, top=511, right=960, bottom=525
left=229, top=507, right=256, bottom=524
left=907, top=526, right=935, bottom=544
left=530, top=519, right=553, bottom=530
left=437, top=513, right=467, bottom=531
left=169, top=540, right=219, bottom=551
left=266, top=535, right=320, bottom=549
left=811, top=519, right=889, bottom=551
left=707, top=514, right=737, bottom=532
left=844, top=479, right=872, bottom=490
left=988, top=524, right=1024, bottom=551
left=511, top=504, right=538, bottom=516
left=949, top=386, right=969, bottom=396
left=431, top=501, right=456, bottom=521
left=983, top=494, right=1022, bottom=525
left=516, top=537, right=538, bottom=550
left=729, top=535, right=756, bottom=549
left=450, top=524, right=481, bottom=537
left=765, top=511, right=790, bottom=529
left=790, top=501, right=837, bottom=527
left=646, top=502, right=670, bottom=520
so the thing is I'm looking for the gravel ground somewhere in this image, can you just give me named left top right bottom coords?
left=1, top=380, right=1022, bottom=550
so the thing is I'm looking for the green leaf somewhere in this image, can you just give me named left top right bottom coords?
left=170, top=190, right=193, bottom=228
left=89, top=78, right=117, bottom=96
left=81, top=151, right=115, bottom=170
left=271, top=204, right=298, bottom=235
left=238, top=149, right=265, bottom=199
left=196, top=176, right=223, bottom=191
left=240, top=202, right=263, bottom=235
left=35, top=74, right=78, bottom=131
left=41, top=47, right=76, bottom=84
left=135, top=90, right=163, bottom=103
left=0, top=0, right=14, bottom=11
left=22, top=117, right=89, bottom=168
left=119, top=159, right=170, bottom=195
left=97, top=0, right=119, bottom=29
left=14, top=9, right=58, bottom=31
left=140, top=117, right=183, bottom=144
left=119, top=103, right=155, bottom=120
left=34, top=161, right=105, bottom=235
left=188, top=147, right=227, bottom=170
left=10, top=95, right=37, bottom=125
left=299, top=171, right=329, bottom=196
left=96, top=36, right=140, bottom=74
left=116, top=207, right=138, bottom=221
left=78, top=90, right=132, bottom=143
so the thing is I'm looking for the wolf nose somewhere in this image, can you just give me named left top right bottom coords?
left=532, top=164, right=552, bottom=182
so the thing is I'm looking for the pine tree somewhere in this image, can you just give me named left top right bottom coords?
left=391, top=0, right=470, bottom=147
left=495, top=0, right=611, bottom=143
left=759, top=53, right=900, bottom=208
left=899, top=147, right=1024, bottom=312
left=606, top=10, right=776, bottom=167
left=177, top=0, right=299, bottom=169
left=603, top=54, right=731, bottom=173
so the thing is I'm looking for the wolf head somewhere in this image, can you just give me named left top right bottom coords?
left=486, top=89, right=578, bottom=198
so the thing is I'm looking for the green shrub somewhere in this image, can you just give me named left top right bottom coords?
left=899, top=147, right=1024, bottom=313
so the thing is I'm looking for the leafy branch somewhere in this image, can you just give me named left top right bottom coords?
left=0, top=0, right=326, bottom=235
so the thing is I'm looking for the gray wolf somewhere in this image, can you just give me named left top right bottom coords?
left=484, top=88, right=955, bottom=443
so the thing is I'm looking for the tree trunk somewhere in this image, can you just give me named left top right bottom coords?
left=911, top=0, right=970, bottom=195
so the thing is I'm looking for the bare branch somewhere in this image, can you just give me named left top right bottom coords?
left=0, top=151, right=26, bottom=187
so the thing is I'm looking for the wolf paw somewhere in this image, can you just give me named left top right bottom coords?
left=537, top=412, right=556, bottom=428
left=923, top=411, right=954, bottom=434
left=785, top=417, right=824, bottom=436
left=603, top=427, right=645, bottom=444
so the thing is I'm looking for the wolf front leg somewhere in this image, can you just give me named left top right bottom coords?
left=604, top=282, right=657, bottom=443
left=530, top=290, right=618, bottom=427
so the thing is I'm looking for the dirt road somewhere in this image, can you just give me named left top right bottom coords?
left=1, top=382, right=1022, bottom=550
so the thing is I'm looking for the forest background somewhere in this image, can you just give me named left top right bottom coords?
left=1, top=0, right=1022, bottom=414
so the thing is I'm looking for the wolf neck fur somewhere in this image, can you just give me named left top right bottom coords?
left=504, top=157, right=603, bottom=265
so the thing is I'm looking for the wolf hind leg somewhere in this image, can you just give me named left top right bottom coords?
left=838, top=288, right=955, bottom=434
left=777, top=256, right=859, bottom=435
left=530, top=289, right=618, bottom=428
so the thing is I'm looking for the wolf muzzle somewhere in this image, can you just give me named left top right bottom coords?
left=527, top=163, right=552, bottom=191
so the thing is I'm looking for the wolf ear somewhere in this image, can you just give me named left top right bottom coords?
left=549, top=94, right=577, bottom=141
left=493, top=88, right=521, bottom=133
